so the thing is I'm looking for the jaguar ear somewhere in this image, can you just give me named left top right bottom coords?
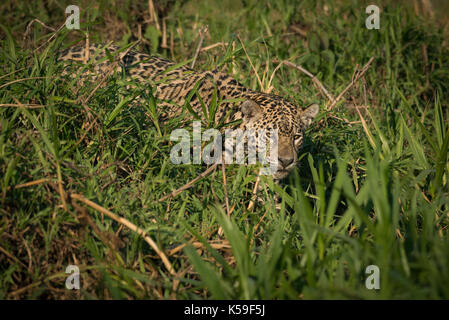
left=300, top=103, right=319, bottom=127
left=240, top=100, right=262, bottom=120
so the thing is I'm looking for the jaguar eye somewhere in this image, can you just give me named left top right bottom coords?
left=294, top=135, right=303, bottom=148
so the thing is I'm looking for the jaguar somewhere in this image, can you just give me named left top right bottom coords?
left=58, top=43, right=319, bottom=180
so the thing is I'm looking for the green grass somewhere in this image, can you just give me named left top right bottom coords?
left=0, top=0, right=448, bottom=299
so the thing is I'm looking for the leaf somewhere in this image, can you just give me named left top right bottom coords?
left=20, top=108, right=56, bottom=157
left=396, top=88, right=438, bottom=153
left=0, top=24, right=17, bottom=63
left=434, top=94, right=445, bottom=149
left=105, top=96, right=133, bottom=126
left=184, top=245, right=233, bottom=299
left=432, top=127, right=449, bottom=195
left=144, top=25, right=161, bottom=52
left=401, top=115, right=429, bottom=170
left=308, top=32, right=320, bottom=53
left=306, top=54, right=320, bottom=74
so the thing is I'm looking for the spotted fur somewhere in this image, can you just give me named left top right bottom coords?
left=58, top=44, right=319, bottom=179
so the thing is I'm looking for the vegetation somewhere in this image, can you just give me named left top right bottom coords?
left=0, top=0, right=448, bottom=299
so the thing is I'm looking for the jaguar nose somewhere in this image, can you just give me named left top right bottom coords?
left=279, top=157, right=294, bottom=168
